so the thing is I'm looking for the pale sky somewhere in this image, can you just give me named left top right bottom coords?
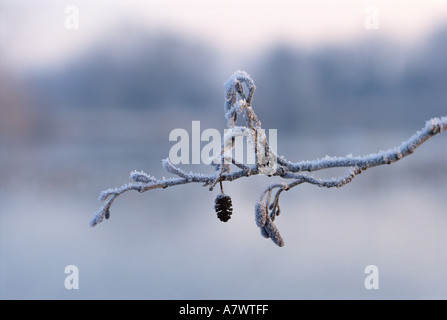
left=1, top=0, right=447, bottom=70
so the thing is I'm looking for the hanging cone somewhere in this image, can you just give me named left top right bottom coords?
left=214, top=194, right=233, bottom=222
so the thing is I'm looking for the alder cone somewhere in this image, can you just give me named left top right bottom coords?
left=214, top=194, right=233, bottom=222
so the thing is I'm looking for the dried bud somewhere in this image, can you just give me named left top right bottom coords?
left=105, top=209, right=110, bottom=220
left=214, top=194, right=233, bottom=222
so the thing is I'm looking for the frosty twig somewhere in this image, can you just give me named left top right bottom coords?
left=91, top=70, right=447, bottom=247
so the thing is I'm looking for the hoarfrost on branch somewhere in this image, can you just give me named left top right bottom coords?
left=91, top=70, right=447, bottom=247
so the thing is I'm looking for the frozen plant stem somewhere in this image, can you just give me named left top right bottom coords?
left=91, top=70, right=447, bottom=247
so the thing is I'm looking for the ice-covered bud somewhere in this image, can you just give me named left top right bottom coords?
left=262, top=219, right=284, bottom=247
left=254, top=202, right=267, bottom=228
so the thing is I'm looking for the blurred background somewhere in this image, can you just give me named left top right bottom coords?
left=1, top=0, right=447, bottom=299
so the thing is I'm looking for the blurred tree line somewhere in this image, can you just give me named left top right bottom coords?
left=2, top=25, right=447, bottom=142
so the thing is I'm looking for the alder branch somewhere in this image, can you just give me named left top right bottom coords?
left=91, top=70, right=447, bottom=247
